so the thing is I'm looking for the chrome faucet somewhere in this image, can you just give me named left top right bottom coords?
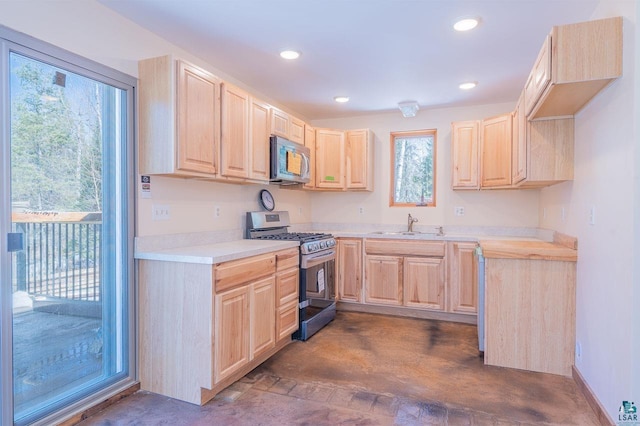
left=436, top=226, right=445, bottom=236
left=408, top=213, right=418, bottom=232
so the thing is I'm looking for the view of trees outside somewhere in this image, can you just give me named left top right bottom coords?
left=11, top=53, right=103, bottom=213
left=393, top=133, right=435, bottom=205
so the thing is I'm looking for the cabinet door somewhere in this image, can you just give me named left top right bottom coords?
left=249, top=98, right=271, bottom=182
left=481, top=114, right=512, bottom=188
left=276, top=268, right=299, bottom=306
left=214, top=285, right=249, bottom=383
left=512, top=93, right=527, bottom=185
left=346, top=129, right=372, bottom=190
left=177, top=60, right=220, bottom=175
left=277, top=300, right=299, bottom=340
left=270, top=108, right=289, bottom=138
left=315, top=129, right=345, bottom=189
left=451, top=120, right=480, bottom=189
left=337, top=238, right=362, bottom=302
left=404, top=257, right=445, bottom=311
left=303, top=125, right=316, bottom=190
left=448, top=242, right=478, bottom=314
left=289, top=116, right=305, bottom=144
left=220, top=83, right=249, bottom=178
left=524, top=35, right=551, bottom=116
left=251, top=276, right=276, bottom=359
left=365, top=255, right=402, bottom=305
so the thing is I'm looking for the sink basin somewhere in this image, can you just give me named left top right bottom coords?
left=370, top=231, right=430, bottom=236
left=369, top=231, right=445, bottom=237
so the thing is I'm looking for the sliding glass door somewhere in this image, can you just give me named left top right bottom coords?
left=1, top=29, right=135, bottom=426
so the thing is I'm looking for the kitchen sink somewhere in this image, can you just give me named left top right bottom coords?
left=369, top=231, right=436, bottom=236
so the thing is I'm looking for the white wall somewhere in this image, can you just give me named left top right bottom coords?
left=311, top=104, right=540, bottom=229
left=538, top=0, right=638, bottom=419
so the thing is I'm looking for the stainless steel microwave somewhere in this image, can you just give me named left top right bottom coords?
left=270, top=135, right=311, bottom=185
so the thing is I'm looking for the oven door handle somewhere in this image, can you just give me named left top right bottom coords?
left=301, top=249, right=336, bottom=269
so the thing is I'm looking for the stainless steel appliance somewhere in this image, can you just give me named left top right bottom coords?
left=246, top=211, right=336, bottom=340
left=270, top=135, right=311, bottom=185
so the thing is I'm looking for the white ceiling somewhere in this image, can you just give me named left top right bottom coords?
left=99, top=0, right=599, bottom=120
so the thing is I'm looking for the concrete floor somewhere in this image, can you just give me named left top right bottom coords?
left=81, top=311, right=598, bottom=425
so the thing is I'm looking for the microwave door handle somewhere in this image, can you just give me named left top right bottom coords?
left=302, top=154, right=310, bottom=178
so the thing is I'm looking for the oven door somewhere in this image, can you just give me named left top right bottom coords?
left=300, top=249, right=335, bottom=300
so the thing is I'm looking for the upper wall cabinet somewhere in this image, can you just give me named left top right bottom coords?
left=314, top=128, right=374, bottom=191
left=220, top=83, right=272, bottom=183
left=526, top=17, right=622, bottom=119
left=315, top=128, right=345, bottom=190
left=480, top=114, right=512, bottom=189
left=139, top=56, right=221, bottom=177
left=451, top=120, right=480, bottom=189
left=346, top=129, right=374, bottom=191
left=220, top=82, right=250, bottom=179
left=270, top=107, right=305, bottom=144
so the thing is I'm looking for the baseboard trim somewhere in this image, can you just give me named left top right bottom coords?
left=572, top=365, right=615, bottom=426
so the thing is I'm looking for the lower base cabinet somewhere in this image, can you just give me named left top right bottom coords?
left=139, top=248, right=298, bottom=405
left=337, top=238, right=477, bottom=321
left=404, top=257, right=445, bottom=311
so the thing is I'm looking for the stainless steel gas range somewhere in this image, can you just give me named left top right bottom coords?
left=246, top=211, right=336, bottom=341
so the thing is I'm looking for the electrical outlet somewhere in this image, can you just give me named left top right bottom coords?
left=152, top=204, right=170, bottom=221
left=561, top=207, right=566, bottom=222
left=575, top=341, right=582, bottom=362
left=299, top=207, right=303, bottom=215
left=454, top=206, right=465, bottom=217
left=359, top=206, right=364, bottom=214
left=543, top=207, right=547, bottom=220
left=589, top=206, right=596, bottom=225
left=215, top=206, right=221, bottom=218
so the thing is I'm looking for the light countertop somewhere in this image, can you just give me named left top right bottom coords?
left=479, top=239, right=578, bottom=261
left=135, top=239, right=299, bottom=264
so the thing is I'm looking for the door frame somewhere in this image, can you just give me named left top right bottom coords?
left=0, top=25, right=137, bottom=426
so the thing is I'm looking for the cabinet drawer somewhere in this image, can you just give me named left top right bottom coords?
left=215, top=253, right=275, bottom=292
left=276, top=248, right=299, bottom=271
left=365, top=239, right=445, bottom=257
left=276, top=268, right=299, bottom=306
left=277, top=300, right=299, bottom=340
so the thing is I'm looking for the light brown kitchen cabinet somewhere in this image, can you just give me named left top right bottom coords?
left=527, top=17, right=622, bottom=119
left=447, top=242, right=478, bottom=315
left=214, top=284, right=250, bottom=383
left=270, top=107, right=289, bottom=138
left=315, top=128, right=345, bottom=189
left=249, top=97, right=271, bottom=182
left=511, top=93, right=527, bottom=185
left=345, top=129, right=373, bottom=190
left=524, top=35, right=551, bottom=116
left=139, top=56, right=221, bottom=177
left=220, top=82, right=250, bottom=179
left=138, top=248, right=297, bottom=406
left=275, top=248, right=300, bottom=340
left=404, top=257, right=445, bottom=311
left=451, top=120, right=480, bottom=189
left=250, top=276, right=276, bottom=359
left=289, top=116, right=305, bottom=144
left=337, top=238, right=362, bottom=302
left=303, top=125, right=316, bottom=190
left=365, top=255, right=402, bottom=305
left=480, top=113, right=512, bottom=188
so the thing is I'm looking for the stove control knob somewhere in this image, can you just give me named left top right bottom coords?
left=320, top=241, right=326, bottom=249
left=312, top=243, right=319, bottom=251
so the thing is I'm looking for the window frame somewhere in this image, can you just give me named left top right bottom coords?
left=389, top=129, right=437, bottom=207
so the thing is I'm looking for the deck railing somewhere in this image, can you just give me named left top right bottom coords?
left=12, top=212, right=102, bottom=302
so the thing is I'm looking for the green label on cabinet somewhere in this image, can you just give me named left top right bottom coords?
left=325, top=176, right=335, bottom=181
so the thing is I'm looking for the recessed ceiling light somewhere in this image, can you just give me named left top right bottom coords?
left=334, top=96, right=349, bottom=103
left=280, top=50, right=301, bottom=60
left=453, top=18, right=479, bottom=32
left=459, top=82, right=478, bottom=90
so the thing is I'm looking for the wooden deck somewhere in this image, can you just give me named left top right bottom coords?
left=13, top=307, right=102, bottom=414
